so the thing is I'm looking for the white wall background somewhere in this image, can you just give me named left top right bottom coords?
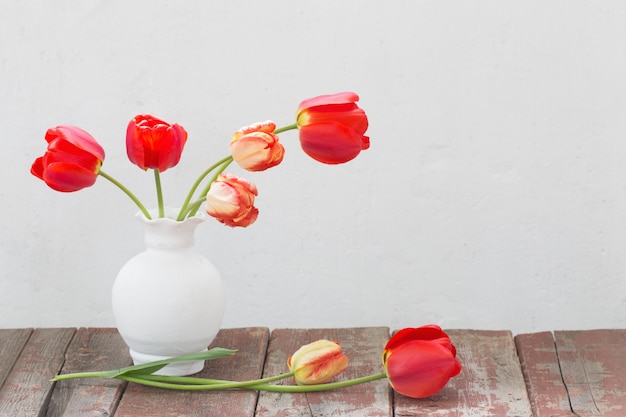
left=2, top=1, right=626, bottom=335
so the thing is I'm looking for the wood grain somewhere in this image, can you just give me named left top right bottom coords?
left=515, top=331, right=575, bottom=417
left=0, top=328, right=75, bottom=417
left=555, top=329, right=626, bottom=417
left=0, top=328, right=33, bottom=387
left=255, top=327, right=391, bottom=417
left=45, top=327, right=131, bottom=417
left=394, top=329, right=533, bottom=417
left=114, top=327, right=269, bottom=417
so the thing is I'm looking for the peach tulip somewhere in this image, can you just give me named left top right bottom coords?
left=205, top=173, right=258, bottom=227
left=230, top=120, right=285, bottom=171
left=288, top=339, right=349, bottom=385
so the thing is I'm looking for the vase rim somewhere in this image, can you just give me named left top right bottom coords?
left=135, top=207, right=206, bottom=225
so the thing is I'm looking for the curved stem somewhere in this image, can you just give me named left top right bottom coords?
left=98, top=170, right=151, bottom=220
left=245, top=372, right=387, bottom=393
left=178, top=197, right=208, bottom=220
left=154, top=169, right=164, bottom=218
left=116, top=372, right=387, bottom=393
left=177, top=155, right=233, bottom=221
left=187, top=157, right=232, bottom=217
left=273, top=122, right=298, bottom=135
left=136, top=371, right=294, bottom=388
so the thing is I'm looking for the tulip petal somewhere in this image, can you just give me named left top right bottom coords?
left=45, top=126, right=105, bottom=161
left=288, top=340, right=349, bottom=385
left=299, top=122, right=369, bottom=164
left=42, top=162, right=100, bottom=192
left=298, top=104, right=369, bottom=137
left=297, top=92, right=360, bottom=113
left=385, top=340, right=461, bottom=398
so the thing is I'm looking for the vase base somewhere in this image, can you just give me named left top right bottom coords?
left=129, top=349, right=207, bottom=376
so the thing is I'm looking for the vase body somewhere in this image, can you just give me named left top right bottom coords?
left=112, top=208, right=224, bottom=376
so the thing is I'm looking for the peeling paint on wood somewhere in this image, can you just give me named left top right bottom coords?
left=45, top=328, right=130, bottom=417
left=114, top=327, right=269, bottom=417
left=555, top=329, right=626, bottom=417
left=394, top=329, right=533, bottom=417
left=255, top=327, right=391, bottom=417
left=0, top=328, right=75, bottom=417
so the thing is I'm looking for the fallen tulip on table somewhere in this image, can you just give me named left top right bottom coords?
left=51, top=325, right=462, bottom=399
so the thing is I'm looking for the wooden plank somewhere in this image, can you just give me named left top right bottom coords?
left=394, top=329, right=533, bottom=417
left=515, top=331, right=575, bottom=417
left=255, top=327, right=392, bottom=417
left=0, top=328, right=33, bottom=387
left=45, top=328, right=131, bottom=417
left=114, top=327, right=269, bottom=417
left=0, top=328, right=76, bottom=417
left=555, top=329, right=626, bottom=417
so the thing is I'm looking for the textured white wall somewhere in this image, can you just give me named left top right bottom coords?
left=3, top=1, right=626, bottom=334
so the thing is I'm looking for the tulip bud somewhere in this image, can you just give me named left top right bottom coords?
left=287, top=339, right=349, bottom=385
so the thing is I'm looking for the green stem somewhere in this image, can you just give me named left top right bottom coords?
left=116, top=371, right=387, bottom=393
left=135, top=371, right=294, bottom=388
left=273, top=122, right=298, bottom=134
left=154, top=169, right=164, bottom=218
left=178, top=197, right=208, bottom=220
left=187, top=157, right=233, bottom=218
left=98, top=170, right=151, bottom=220
left=51, top=371, right=108, bottom=381
left=177, top=155, right=233, bottom=221
left=246, top=372, right=388, bottom=392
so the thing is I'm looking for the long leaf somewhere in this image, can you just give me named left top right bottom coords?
left=101, top=348, right=237, bottom=378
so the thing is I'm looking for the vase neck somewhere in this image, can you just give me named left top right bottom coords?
left=139, top=214, right=204, bottom=250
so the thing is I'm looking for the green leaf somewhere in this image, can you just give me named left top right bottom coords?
left=100, top=348, right=238, bottom=379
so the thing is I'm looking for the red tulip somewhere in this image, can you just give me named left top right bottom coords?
left=383, top=325, right=462, bottom=398
left=126, top=114, right=188, bottom=172
left=31, top=126, right=105, bottom=192
left=205, top=173, right=258, bottom=227
left=287, top=339, right=349, bottom=385
left=230, top=120, right=285, bottom=171
left=296, top=92, right=370, bottom=164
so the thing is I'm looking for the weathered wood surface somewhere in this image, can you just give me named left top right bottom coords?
left=0, top=328, right=75, bottom=417
left=255, top=327, right=392, bottom=417
left=46, top=328, right=131, bottom=417
left=114, top=327, right=269, bottom=417
left=0, top=328, right=32, bottom=387
left=0, top=327, right=624, bottom=416
left=395, top=329, right=533, bottom=417
left=515, top=331, right=575, bottom=417
left=555, top=330, right=626, bottom=417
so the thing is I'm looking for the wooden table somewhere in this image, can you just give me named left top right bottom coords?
left=0, top=327, right=624, bottom=416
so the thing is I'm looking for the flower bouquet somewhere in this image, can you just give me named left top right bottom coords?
left=31, top=92, right=370, bottom=375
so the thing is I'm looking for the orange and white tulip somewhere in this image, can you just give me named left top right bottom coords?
left=230, top=120, right=285, bottom=172
left=205, top=173, right=258, bottom=227
left=287, top=339, right=349, bottom=385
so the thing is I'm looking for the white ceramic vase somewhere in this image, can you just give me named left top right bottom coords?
left=112, top=208, right=224, bottom=376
